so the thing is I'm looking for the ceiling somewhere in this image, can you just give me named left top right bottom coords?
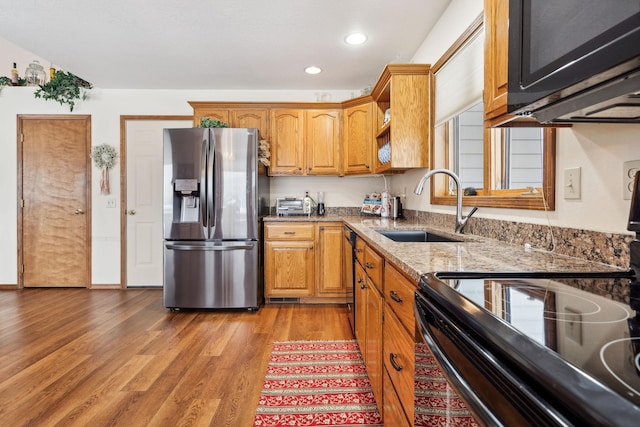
left=0, top=0, right=451, bottom=90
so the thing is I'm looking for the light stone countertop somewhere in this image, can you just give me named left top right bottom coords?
left=265, top=215, right=627, bottom=283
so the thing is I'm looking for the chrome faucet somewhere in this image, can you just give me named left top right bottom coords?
left=414, top=168, right=478, bottom=234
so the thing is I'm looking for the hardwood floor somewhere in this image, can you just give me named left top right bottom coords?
left=0, top=288, right=354, bottom=426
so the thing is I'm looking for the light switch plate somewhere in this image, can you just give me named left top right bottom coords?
left=564, top=167, right=581, bottom=200
left=623, top=160, right=640, bottom=200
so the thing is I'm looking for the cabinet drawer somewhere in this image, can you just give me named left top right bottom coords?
left=364, top=245, right=383, bottom=290
left=384, top=263, right=417, bottom=333
left=265, top=223, right=314, bottom=240
left=383, top=307, right=415, bottom=423
left=383, top=368, right=411, bottom=427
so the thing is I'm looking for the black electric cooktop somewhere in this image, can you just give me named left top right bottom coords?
left=425, top=272, right=640, bottom=408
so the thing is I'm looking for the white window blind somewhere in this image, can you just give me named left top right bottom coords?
left=434, top=26, right=485, bottom=127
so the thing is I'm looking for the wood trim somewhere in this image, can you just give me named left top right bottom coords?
left=119, top=115, right=193, bottom=289
left=188, top=101, right=343, bottom=110
left=432, top=13, right=484, bottom=74
left=17, top=114, right=92, bottom=288
left=431, top=128, right=556, bottom=210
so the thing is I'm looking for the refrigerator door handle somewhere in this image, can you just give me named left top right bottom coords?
left=200, top=137, right=208, bottom=228
left=166, top=242, right=256, bottom=251
left=208, top=130, right=216, bottom=236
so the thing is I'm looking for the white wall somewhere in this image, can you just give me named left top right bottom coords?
left=2, top=1, right=638, bottom=285
left=395, top=0, right=639, bottom=236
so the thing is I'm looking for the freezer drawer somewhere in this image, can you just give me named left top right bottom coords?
left=163, top=240, right=261, bottom=310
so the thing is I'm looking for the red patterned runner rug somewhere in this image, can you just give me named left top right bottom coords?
left=415, top=343, right=479, bottom=426
left=253, top=340, right=383, bottom=426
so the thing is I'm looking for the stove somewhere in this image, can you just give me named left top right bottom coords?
left=438, top=275, right=640, bottom=407
left=413, top=169, right=640, bottom=426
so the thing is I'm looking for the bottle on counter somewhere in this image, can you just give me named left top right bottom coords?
left=380, top=190, right=390, bottom=218
left=10, top=62, right=19, bottom=85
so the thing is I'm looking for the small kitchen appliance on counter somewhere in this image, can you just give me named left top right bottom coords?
left=276, top=197, right=305, bottom=216
left=414, top=172, right=640, bottom=426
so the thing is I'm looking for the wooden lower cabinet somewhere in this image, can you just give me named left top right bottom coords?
left=264, top=223, right=315, bottom=298
left=383, top=305, right=415, bottom=423
left=384, top=368, right=412, bottom=427
left=264, top=221, right=346, bottom=300
left=264, top=240, right=315, bottom=297
left=316, top=222, right=346, bottom=296
left=365, top=277, right=384, bottom=409
left=354, top=240, right=385, bottom=414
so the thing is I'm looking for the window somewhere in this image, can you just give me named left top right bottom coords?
left=430, top=16, right=556, bottom=211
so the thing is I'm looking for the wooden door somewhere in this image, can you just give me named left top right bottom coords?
left=305, top=110, right=341, bottom=175
left=19, top=115, right=91, bottom=287
left=365, top=280, right=384, bottom=408
left=231, top=109, right=270, bottom=140
left=483, top=0, right=510, bottom=122
left=192, top=108, right=229, bottom=127
left=124, top=118, right=192, bottom=287
left=316, top=223, right=345, bottom=296
left=264, top=240, right=314, bottom=297
left=343, top=103, right=373, bottom=175
left=269, top=109, right=304, bottom=175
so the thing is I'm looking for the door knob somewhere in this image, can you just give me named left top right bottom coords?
left=127, top=210, right=136, bottom=215
left=74, top=208, right=85, bottom=215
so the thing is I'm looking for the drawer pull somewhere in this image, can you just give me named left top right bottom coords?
left=283, top=231, right=296, bottom=235
left=365, top=262, right=374, bottom=269
left=360, top=282, right=368, bottom=289
left=389, top=353, right=403, bottom=371
left=389, top=290, right=403, bottom=303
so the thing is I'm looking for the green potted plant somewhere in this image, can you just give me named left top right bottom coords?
left=197, top=117, right=229, bottom=128
left=34, top=70, right=92, bottom=112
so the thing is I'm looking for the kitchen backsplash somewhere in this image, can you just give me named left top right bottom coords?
left=405, top=209, right=633, bottom=269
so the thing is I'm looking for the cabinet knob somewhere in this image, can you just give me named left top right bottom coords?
left=74, top=208, right=85, bottom=215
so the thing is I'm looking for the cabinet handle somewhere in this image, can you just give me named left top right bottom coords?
left=365, top=262, right=374, bottom=269
left=360, top=283, right=367, bottom=289
left=389, top=353, right=403, bottom=371
left=366, top=165, right=370, bottom=169
left=284, top=231, right=296, bottom=235
left=389, top=290, right=403, bottom=303
left=355, top=249, right=362, bottom=253
left=357, top=277, right=364, bottom=284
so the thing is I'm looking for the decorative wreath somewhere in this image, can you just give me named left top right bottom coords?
left=91, top=144, right=118, bottom=169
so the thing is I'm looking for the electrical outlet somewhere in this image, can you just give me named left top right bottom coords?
left=106, top=198, right=117, bottom=208
left=623, top=160, right=640, bottom=200
left=564, top=167, right=581, bottom=200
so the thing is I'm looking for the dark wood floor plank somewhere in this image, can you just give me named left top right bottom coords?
left=0, top=289, right=353, bottom=427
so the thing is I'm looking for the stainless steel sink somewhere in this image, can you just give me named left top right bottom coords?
left=376, top=230, right=461, bottom=243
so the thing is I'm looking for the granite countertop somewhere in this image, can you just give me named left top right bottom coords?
left=264, top=215, right=627, bottom=283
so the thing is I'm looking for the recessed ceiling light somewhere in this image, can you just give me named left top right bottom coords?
left=304, top=66, right=322, bottom=75
left=345, top=33, right=367, bottom=45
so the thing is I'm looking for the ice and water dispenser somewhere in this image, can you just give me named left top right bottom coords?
left=174, top=178, right=200, bottom=223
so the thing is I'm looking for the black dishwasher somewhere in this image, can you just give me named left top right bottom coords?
left=343, top=225, right=357, bottom=335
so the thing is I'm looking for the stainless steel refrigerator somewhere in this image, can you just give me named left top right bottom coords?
left=162, top=127, right=269, bottom=310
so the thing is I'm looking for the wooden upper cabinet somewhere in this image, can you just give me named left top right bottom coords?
left=371, top=64, right=431, bottom=173
left=343, top=99, right=374, bottom=175
left=189, top=103, right=270, bottom=138
left=484, top=0, right=512, bottom=126
left=191, top=108, right=229, bottom=127
left=305, top=109, right=341, bottom=175
left=270, top=109, right=304, bottom=175
left=231, top=109, right=270, bottom=140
